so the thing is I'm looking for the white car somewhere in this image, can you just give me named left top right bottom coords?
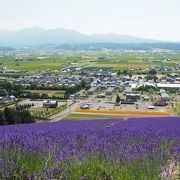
left=143, top=96, right=149, bottom=100
left=148, top=106, right=155, bottom=109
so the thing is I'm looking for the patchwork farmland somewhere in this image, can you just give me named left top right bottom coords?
left=0, top=43, right=180, bottom=179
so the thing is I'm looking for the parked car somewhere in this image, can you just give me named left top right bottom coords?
left=148, top=106, right=155, bottom=109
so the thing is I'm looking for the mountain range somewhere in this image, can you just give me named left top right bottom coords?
left=0, top=27, right=165, bottom=47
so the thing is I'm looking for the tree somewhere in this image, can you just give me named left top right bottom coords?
left=0, top=110, right=5, bottom=125
left=116, top=95, right=120, bottom=105
left=148, top=69, right=157, bottom=75
left=4, top=82, right=13, bottom=94
left=4, top=107, right=15, bottom=124
left=148, top=88, right=155, bottom=93
left=0, top=107, right=34, bottom=125
left=145, top=75, right=158, bottom=83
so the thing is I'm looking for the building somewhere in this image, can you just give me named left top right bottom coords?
left=160, top=91, right=169, bottom=100
left=124, top=86, right=133, bottom=94
left=0, top=97, right=5, bottom=104
left=80, top=104, right=90, bottom=110
left=153, top=98, right=168, bottom=106
left=105, top=87, right=114, bottom=96
left=96, top=93, right=106, bottom=98
left=9, top=95, right=17, bottom=101
left=157, top=83, right=180, bottom=89
left=120, top=99, right=135, bottom=104
left=43, top=100, right=58, bottom=108
left=87, top=87, right=97, bottom=95
left=125, top=93, right=141, bottom=100
left=0, top=95, right=17, bottom=104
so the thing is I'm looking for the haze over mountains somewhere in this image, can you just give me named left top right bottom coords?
left=0, top=27, right=165, bottom=47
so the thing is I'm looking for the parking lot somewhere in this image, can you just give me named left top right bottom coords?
left=79, top=98, right=169, bottom=112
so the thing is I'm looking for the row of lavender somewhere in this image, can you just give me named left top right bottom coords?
left=0, top=117, right=179, bottom=179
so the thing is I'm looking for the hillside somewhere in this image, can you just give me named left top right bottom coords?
left=0, top=27, right=163, bottom=47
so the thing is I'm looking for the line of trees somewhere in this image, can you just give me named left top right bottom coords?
left=20, top=92, right=67, bottom=100
left=0, top=81, right=89, bottom=100
left=135, top=85, right=158, bottom=93
left=0, top=107, right=34, bottom=125
left=145, top=75, right=158, bottom=82
left=29, top=84, right=67, bottom=91
left=16, top=103, right=34, bottom=111
left=64, top=81, right=87, bottom=98
left=29, top=81, right=87, bottom=94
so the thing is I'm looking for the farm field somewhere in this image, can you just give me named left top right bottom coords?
left=0, top=53, right=179, bottom=71
left=75, top=109, right=170, bottom=116
left=90, top=60, right=178, bottom=71
left=0, top=59, right=64, bottom=70
left=0, top=117, right=179, bottom=179
left=85, top=53, right=180, bottom=71
left=63, top=113, right=125, bottom=120
left=30, top=90, right=65, bottom=97
left=0, top=54, right=91, bottom=71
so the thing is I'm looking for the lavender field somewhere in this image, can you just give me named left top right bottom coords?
left=0, top=117, right=180, bottom=179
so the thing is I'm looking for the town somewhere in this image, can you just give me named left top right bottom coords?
left=0, top=48, right=180, bottom=123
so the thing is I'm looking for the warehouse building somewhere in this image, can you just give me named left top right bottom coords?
left=43, top=100, right=58, bottom=108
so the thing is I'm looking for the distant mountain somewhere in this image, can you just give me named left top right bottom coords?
left=0, top=27, right=165, bottom=47
left=55, top=43, right=180, bottom=51
left=89, top=33, right=161, bottom=44
left=0, top=46, right=14, bottom=51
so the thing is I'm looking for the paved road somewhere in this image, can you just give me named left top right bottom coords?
left=50, top=94, right=100, bottom=122
left=50, top=100, right=83, bottom=122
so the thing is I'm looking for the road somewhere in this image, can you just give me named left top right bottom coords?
left=50, top=100, right=83, bottom=122
left=50, top=94, right=97, bottom=122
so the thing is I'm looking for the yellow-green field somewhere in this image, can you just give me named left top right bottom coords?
left=0, top=54, right=92, bottom=70
left=62, top=113, right=124, bottom=120
left=0, top=53, right=179, bottom=71
left=29, top=90, right=65, bottom=97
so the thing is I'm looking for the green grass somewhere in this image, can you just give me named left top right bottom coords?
left=65, top=157, right=161, bottom=180
left=3, top=60, right=63, bottom=70
left=0, top=53, right=179, bottom=71
left=1, top=149, right=161, bottom=179
left=1, top=148, right=55, bottom=177
left=0, top=54, right=85, bottom=70
left=31, top=105, right=67, bottom=119
left=173, top=103, right=180, bottom=116
left=49, top=93, right=65, bottom=98
left=63, top=113, right=123, bottom=120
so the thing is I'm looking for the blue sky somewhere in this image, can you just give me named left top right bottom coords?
left=0, top=0, right=179, bottom=41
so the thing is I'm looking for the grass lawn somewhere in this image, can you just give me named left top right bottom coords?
left=63, top=113, right=124, bottom=120
left=49, top=91, right=65, bottom=97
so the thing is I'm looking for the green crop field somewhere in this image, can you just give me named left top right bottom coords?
left=85, top=53, right=179, bottom=70
left=0, top=53, right=179, bottom=71
left=0, top=57, right=64, bottom=70
left=0, top=53, right=91, bottom=71
left=63, top=113, right=125, bottom=120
